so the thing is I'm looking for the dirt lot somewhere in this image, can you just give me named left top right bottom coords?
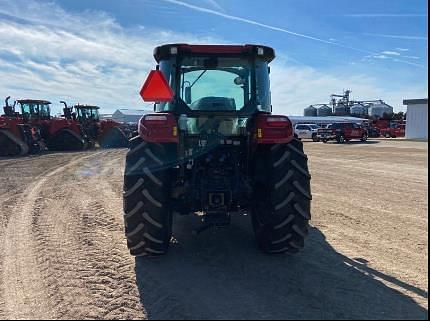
left=0, top=139, right=428, bottom=320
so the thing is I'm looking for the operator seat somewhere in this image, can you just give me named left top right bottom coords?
left=190, top=97, right=237, bottom=136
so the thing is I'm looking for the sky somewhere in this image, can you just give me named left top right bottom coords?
left=0, top=0, right=428, bottom=116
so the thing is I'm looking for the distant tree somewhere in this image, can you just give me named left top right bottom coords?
left=392, top=111, right=406, bottom=120
left=382, top=112, right=394, bottom=120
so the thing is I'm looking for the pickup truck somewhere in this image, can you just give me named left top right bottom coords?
left=294, top=123, right=320, bottom=141
left=317, top=123, right=368, bottom=143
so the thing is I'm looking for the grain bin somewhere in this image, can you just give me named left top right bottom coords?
left=368, top=102, right=394, bottom=118
left=304, top=105, right=318, bottom=117
left=317, top=105, right=332, bottom=117
left=350, top=104, right=368, bottom=116
left=334, top=103, right=350, bottom=116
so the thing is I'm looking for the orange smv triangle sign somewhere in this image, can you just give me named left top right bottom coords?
left=140, top=70, right=174, bottom=102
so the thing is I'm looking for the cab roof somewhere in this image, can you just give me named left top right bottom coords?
left=74, top=105, right=100, bottom=109
left=17, top=99, right=51, bottom=104
left=154, top=43, right=275, bottom=63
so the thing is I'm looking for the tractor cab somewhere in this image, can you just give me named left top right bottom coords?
left=71, top=104, right=128, bottom=148
left=17, top=100, right=52, bottom=122
left=75, top=105, right=100, bottom=122
left=149, top=44, right=275, bottom=138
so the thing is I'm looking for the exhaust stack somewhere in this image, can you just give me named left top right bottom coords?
left=60, top=101, right=73, bottom=120
left=3, top=96, right=15, bottom=117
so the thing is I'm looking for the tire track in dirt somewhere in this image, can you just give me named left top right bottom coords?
left=0, top=154, right=79, bottom=320
left=1, top=142, right=427, bottom=320
left=1, top=151, right=138, bottom=319
left=1, top=150, right=144, bottom=320
left=2, top=153, right=105, bottom=319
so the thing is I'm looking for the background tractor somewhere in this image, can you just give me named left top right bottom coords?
left=16, top=99, right=86, bottom=151
left=0, top=96, right=38, bottom=156
left=123, top=44, right=312, bottom=257
left=61, top=102, right=129, bottom=148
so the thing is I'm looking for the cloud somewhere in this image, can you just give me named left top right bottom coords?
left=381, top=51, right=401, bottom=56
left=270, top=64, right=428, bottom=115
left=0, top=0, right=426, bottom=117
left=343, top=14, right=427, bottom=18
left=403, top=55, right=421, bottom=60
left=373, top=55, right=389, bottom=59
left=0, top=0, right=222, bottom=114
left=161, top=0, right=426, bottom=68
left=363, top=33, right=428, bottom=41
left=162, top=0, right=340, bottom=46
left=396, top=48, right=410, bottom=52
left=202, top=0, right=225, bottom=12
left=367, top=52, right=424, bottom=67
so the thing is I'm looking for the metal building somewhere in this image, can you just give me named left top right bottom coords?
left=111, top=109, right=151, bottom=124
left=403, top=99, right=428, bottom=140
left=288, top=116, right=368, bottom=127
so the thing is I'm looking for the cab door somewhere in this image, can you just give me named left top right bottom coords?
left=295, top=125, right=308, bottom=139
left=351, top=123, right=362, bottom=138
left=302, top=125, right=312, bottom=139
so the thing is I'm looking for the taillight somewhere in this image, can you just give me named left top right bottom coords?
left=139, top=113, right=178, bottom=143
left=254, top=114, right=294, bottom=144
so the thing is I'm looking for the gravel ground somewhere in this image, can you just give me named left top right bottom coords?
left=0, top=139, right=427, bottom=320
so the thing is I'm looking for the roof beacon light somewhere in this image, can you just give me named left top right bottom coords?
left=257, top=47, right=264, bottom=56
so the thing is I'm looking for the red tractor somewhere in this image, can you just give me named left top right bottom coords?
left=0, top=96, right=39, bottom=156
left=15, top=99, right=86, bottom=151
left=61, top=102, right=129, bottom=148
left=123, top=44, right=312, bottom=256
left=380, top=122, right=405, bottom=138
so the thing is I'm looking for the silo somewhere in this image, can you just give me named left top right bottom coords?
left=368, top=103, right=394, bottom=118
left=350, top=104, right=367, bottom=116
left=304, top=105, right=318, bottom=117
left=317, top=105, right=332, bottom=117
left=334, top=103, right=349, bottom=116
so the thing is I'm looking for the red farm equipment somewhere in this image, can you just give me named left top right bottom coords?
left=371, top=119, right=406, bottom=138
left=61, top=102, right=129, bottom=148
left=123, top=44, right=312, bottom=257
left=15, top=99, right=86, bottom=152
left=0, top=97, right=43, bottom=156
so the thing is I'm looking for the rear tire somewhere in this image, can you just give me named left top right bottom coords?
left=337, top=134, right=346, bottom=144
left=123, top=137, right=173, bottom=257
left=100, top=127, right=129, bottom=148
left=312, top=134, right=319, bottom=142
left=252, top=138, right=312, bottom=254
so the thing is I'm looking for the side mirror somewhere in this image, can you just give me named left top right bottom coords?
left=185, top=86, right=192, bottom=104
left=234, top=77, right=245, bottom=86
